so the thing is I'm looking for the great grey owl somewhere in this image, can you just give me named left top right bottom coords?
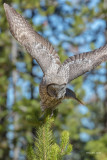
left=4, top=3, right=107, bottom=111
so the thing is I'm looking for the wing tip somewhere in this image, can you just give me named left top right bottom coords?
left=4, top=3, right=10, bottom=11
left=4, top=3, right=12, bottom=17
left=4, top=3, right=15, bottom=14
left=77, top=98, right=85, bottom=106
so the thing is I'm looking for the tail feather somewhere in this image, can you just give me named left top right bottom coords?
left=65, top=88, right=85, bottom=105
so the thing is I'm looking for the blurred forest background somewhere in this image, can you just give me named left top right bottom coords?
left=0, top=0, right=107, bottom=159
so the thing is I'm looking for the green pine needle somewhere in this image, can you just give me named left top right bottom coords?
left=27, top=116, right=72, bottom=160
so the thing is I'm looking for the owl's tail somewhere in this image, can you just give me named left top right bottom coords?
left=65, top=88, right=85, bottom=105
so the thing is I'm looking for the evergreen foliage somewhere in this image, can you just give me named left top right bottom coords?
left=27, top=116, right=72, bottom=160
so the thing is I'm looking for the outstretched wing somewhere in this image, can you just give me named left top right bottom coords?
left=58, top=44, right=107, bottom=83
left=4, top=3, right=61, bottom=73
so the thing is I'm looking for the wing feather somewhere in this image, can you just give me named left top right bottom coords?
left=58, top=44, right=107, bottom=83
left=4, top=3, right=61, bottom=73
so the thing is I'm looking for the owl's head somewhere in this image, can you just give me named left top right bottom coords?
left=47, top=83, right=66, bottom=99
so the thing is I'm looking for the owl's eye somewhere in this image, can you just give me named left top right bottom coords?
left=51, top=87, right=55, bottom=92
left=51, top=88, right=57, bottom=95
left=47, top=85, right=57, bottom=97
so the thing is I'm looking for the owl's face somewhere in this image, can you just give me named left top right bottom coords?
left=47, top=84, right=66, bottom=99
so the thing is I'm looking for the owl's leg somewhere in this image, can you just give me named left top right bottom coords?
left=39, top=108, right=54, bottom=121
left=65, top=88, right=85, bottom=105
left=50, top=110, right=54, bottom=117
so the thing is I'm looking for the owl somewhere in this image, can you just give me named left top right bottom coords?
left=4, top=3, right=107, bottom=111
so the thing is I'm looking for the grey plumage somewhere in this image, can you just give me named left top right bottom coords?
left=58, top=45, right=107, bottom=83
left=4, top=3, right=107, bottom=111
